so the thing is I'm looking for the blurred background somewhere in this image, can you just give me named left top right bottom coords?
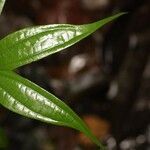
left=0, top=0, right=149, bottom=149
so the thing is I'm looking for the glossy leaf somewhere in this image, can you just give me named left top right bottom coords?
left=0, top=71, right=105, bottom=149
left=0, top=0, right=5, bottom=14
left=0, top=12, right=125, bottom=70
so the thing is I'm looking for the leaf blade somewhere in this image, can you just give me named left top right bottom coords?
left=0, top=71, right=104, bottom=148
left=0, top=0, right=5, bottom=14
left=0, top=13, right=125, bottom=70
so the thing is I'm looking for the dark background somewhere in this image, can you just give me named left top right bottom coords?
left=0, top=0, right=149, bottom=149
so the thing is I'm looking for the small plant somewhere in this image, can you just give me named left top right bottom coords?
left=0, top=0, right=125, bottom=149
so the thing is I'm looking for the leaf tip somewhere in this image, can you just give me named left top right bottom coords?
left=82, top=12, right=128, bottom=34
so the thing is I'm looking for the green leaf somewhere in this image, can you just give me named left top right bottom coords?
left=0, top=71, right=105, bottom=149
left=0, top=0, right=5, bottom=14
left=0, top=12, right=125, bottom=70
